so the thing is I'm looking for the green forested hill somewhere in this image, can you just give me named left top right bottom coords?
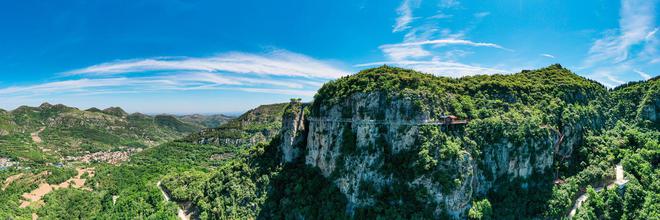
left=161, top=65, right=657, bottom=219
left=609, top=76, right=659, bottom=129
left=0, top=103, right=205, bottom=165
left=1, top=65, right=657, bottom=220
left=175, top=114, right=234, bottom=128
left=182, top=103, right=288, bottom=147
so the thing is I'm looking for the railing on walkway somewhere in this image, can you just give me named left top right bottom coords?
left=306, top=117, right=468, bottom=126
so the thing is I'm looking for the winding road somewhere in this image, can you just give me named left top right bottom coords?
left=31, top=127, right=45, bottom=144
left=567, top=164, right=628, bottom=218
left=157, top=181, right=191, bottom=220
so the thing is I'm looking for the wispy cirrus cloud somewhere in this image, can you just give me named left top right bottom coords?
left=356, top=59, right=507, bottom=77
left=0, top=73, right=318, bottom=97
left=541, top=54, right=555, bottom=58
left=366, top=0, right=510, bottom=77
left=64, top=49, right=347, bottom=79
left=439, top=0, right=459, bottom=8
left=583, top=0, right=657, bottom=67
left=633, top=69, right=652, bottom=80
left=580, top=0, right=658, bottom=86
left=379, top=38, right=507, bottom=61
left=382, top=38, right=507, bottom=50
left=473, top=12, right=490, bottom=18
left=393, top=0, right=419, bottom=32
left=1, top=49, right=347, bottom=99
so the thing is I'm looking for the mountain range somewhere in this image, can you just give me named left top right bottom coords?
left=1, top=64, right=658, bottom=219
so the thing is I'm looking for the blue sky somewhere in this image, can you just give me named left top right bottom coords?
left=0, top=0, right=658, bottom=114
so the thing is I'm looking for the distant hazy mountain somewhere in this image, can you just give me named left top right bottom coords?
left=175, top=114, right=234, bottom=129
left=182, top=103, right=288, bottom=147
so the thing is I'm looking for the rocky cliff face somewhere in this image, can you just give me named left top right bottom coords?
left=287, top=93, right=559, bottom=217
left=279, top=101, right=307, bottom=163
left=638, top=81, right=659, bottom=128
left=277, top=65, right=606, bottom=218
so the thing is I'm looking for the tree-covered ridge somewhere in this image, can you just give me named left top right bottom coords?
left=166, top=65, right=615, bottom=219
left=313, top=64, right=607, bottom=117
left=0, top=103, right=205, bottom=166
left=183, top=103, right=288, bottom=147
left=562, top=78, right=659, bottom=219
left=609, top=77, right=659, bottom=129
left=289, top=65, right=657, bottom=219
left=175, top=114, right=234, bottom=129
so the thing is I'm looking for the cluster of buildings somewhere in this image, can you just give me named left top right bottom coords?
left=0, top=157, right=18, bottom=170
left=65, top=148, right=143, bottom=165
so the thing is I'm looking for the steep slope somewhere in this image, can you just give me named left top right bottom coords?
left=167, top=65, right=615, bottom=219
left=563, top=78, right=660, bottom=219
left=610, top=76, right=660, bottom=129
left=182, top=103, right=288, bottom=147
left=284, top=65, right=608, bottom=218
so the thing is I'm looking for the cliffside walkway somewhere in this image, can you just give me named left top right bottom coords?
left=568, top=164, right=628, bottom=219
left=307, top=117, right=467, bottom=126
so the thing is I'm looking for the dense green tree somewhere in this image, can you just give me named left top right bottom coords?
left=468, top=199, right=493, bottom=220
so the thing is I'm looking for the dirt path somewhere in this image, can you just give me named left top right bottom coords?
left=157, top=181, right=191, bottom=220
left=31, top=127, right=45, bottom=144
left=3, top=173, right=25, bottom=190
left=19, top=168, right=95, bottom=208
left=568, top=164, right=628, bottom=218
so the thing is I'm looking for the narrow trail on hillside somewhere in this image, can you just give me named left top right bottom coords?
left=31, top=127, right=45, bottom=144
left=568, top=164, right=628, bottom=218
left=157, top=181, right=191, bottom=220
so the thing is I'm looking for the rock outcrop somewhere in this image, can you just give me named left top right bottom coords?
left=279, top=100, right=307, bottom=163
left=277, top=65, right=607, bottom=218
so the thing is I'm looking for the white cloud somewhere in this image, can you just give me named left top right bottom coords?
left=541, top=54, right=556, bottom=58
left=378, top=38, right=507, bottom=61
left=634, top=69, right=652, bottom=80
left=382, top=38, right=507, bottom=50
left=0, top=72, right=323, bottom=98
left=583, top=0, right=656, bottom=67
left=380, top=44, right=432, bottom=61
left=356, top=59, right=507, bottom=77
left=474, top=12, right=490, bottom=18
left=64, top=49, right=348, bottom=79
left=439, top=0, right=459, bottom=8
left=586, top=65, right=631, bottom=88
left=439, top=49, right=472, bottom=61
left=428, top=13, right=452, bottom=19
left=235, top=88, right=316, bottom=97
left=646, top=27, right=658, bottom=40
left=0, top=49, right=344, bottom=108
left=393, top=0, right=419, bottom=32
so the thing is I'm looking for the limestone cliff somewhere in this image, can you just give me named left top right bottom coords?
left=277, top=65, right=607, bottom=218
left=279, top=100, right=307, bottom=163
